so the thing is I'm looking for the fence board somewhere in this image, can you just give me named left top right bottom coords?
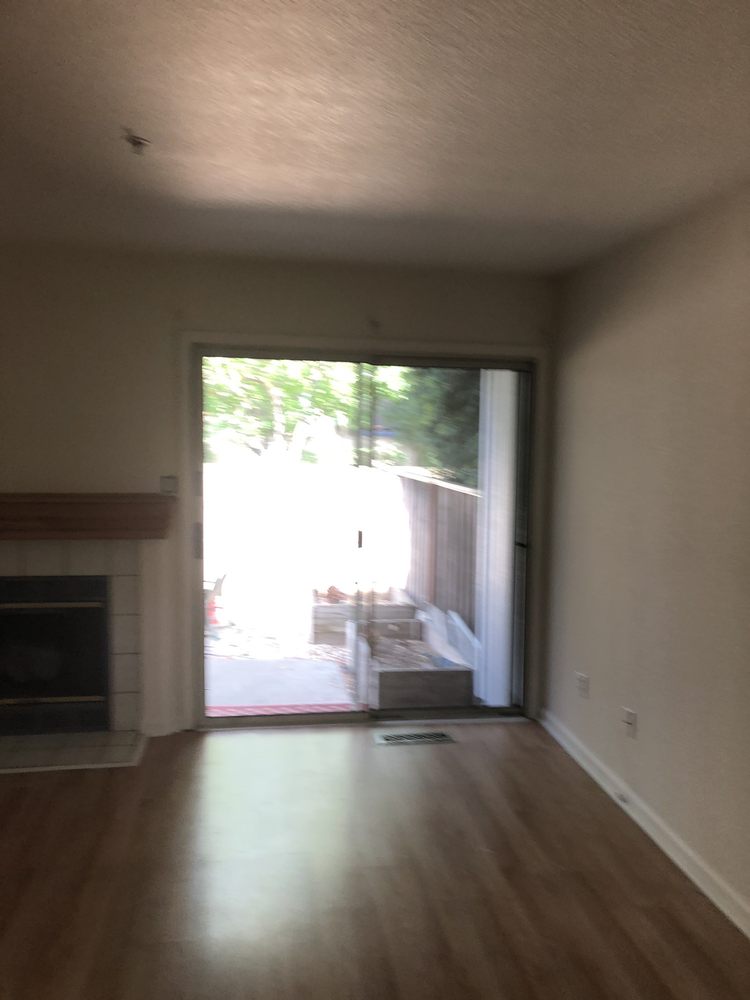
left=399, top=473, right=478, bottom=630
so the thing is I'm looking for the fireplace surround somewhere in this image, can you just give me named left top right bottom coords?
left=0, top=540, right=143, bottom=733
left=0, top=492, right=175, bottom=737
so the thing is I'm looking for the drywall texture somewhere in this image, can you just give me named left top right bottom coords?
left=0, top=247, right=551, bottom=493
left=4, top=2, right=750, bottom=268
left=546, top=184, right=750, bottom=908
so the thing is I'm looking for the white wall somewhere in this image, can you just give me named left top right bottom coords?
left=0, top=245, right=554, bottom=732
left=545, top=184, right=750, bottom=932
left=0, top=247, right=552, bottom=493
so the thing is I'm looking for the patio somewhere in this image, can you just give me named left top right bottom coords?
left=202, top=458, right=480, bottom=716
left=204, top=624, right=356, bottom=716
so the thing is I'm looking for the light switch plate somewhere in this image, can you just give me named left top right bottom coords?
left=160, top=475, right=178, bottom=495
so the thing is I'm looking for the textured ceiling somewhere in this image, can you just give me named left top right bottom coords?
left=2, top=0, right=749, bottom=269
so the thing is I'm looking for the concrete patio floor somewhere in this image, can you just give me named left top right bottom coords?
left=205, top=653, right=355, bottom=715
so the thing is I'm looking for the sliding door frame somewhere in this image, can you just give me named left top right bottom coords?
left=189, top=342, right=538, bottom=730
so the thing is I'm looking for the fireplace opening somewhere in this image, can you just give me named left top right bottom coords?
left=0, top=577, right=109, bottom=734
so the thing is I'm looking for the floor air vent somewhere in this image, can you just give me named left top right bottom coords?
left=375, top=731, right=455, bottom=745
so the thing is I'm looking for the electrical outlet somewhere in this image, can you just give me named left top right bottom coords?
left=621, top=707, right=637, bottom=737
left=574, top=671, right=590, bottom=697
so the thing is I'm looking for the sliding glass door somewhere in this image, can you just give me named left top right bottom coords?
left=199, top=353, right=529, bottom=721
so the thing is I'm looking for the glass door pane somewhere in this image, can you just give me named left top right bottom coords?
left=362, top=365, right=523, bottom=711
left=201, top=356, right=364, bottom=719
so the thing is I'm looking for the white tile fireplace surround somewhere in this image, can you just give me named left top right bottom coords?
left=0, top=540, right=142, bottom=731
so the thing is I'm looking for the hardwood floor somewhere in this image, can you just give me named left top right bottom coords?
left=0, top=721, right=748, bottom=999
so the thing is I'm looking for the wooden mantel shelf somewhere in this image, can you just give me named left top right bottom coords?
left=0, top=494, right=176, bottom=540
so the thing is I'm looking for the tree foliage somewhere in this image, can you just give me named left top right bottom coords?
left=203, top=358, right=479, bottom=487
left=382, top=368, right=479, bottom=487
left=202, top=358, right=361, bottom=459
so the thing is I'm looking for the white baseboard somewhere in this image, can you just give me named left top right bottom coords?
left=540, top=710, right=750, bottom=940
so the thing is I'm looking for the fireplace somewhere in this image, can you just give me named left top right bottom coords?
left=0, top=493, right=176, bottom=737
left=0, top=576, right=109, bottom=734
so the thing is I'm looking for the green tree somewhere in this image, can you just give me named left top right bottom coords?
left=203, top=358, right=380, bottom=461
left=383, top=368, right=480, bottom=487
left=202, top=358, right=479, bottom=486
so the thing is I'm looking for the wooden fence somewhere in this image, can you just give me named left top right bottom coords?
left=397, top=471, right=479, bottom=630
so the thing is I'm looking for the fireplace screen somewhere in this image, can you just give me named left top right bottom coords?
left=0, top=577, right=108, bottom=734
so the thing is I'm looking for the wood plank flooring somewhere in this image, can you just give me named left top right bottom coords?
left=0, top=721, right=748, bottom=999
